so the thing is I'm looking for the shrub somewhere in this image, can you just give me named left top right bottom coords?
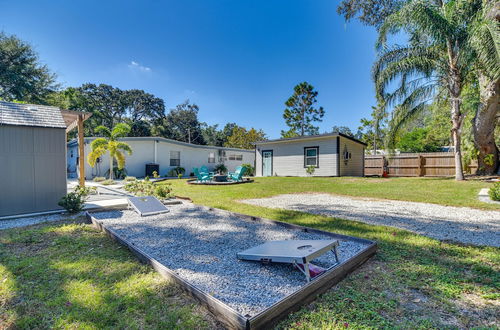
left=241, top=163, right=255, bottom=176
left=214, top=163, right=227, bottom=174
left=154, top=184, right=172, bottom=199
left=124, top=176, right=136, bottom=182
left=125, top=179, right=173, bottom=200
left=489, top=182, right=500, bottom=201
left=152, top=171, right=160, bottom=178
left=101, top=179, right=115, bottom=185
left=306, top=165, right=315, bottom=175
left=58, top=185, right=95, bottom=213
left=93, top=176, right=106, bottom=182
left=167, top=166, right=185, bottom=177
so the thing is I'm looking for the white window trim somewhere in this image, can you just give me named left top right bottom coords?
left=304, top=147, right=319, bottom=168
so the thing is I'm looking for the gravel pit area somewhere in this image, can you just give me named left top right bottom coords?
left=91, top=203, right=372, bottom=317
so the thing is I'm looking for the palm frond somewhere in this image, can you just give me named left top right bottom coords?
left=87, top=147, right=106, bottom=167
left=468, top=11, right=500, bottom=79
left=114, top=150, right=126, bottom=169
left=384, top=78, right=439, bottom=108
left=115, top=142, right=133, bottom=155
left=94, top=125, right=111, bottom=138
left=374, top=53, right=438, bottom=98
left=111, top=123, right=131, bottom=139
left=386, top=102, right=429, bottom=149
left=377, top=0, right=453, bottom=49
left=90, top=138, right=108, bottom=151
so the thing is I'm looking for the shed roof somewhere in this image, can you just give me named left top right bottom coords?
left=0, top=101, right=66, bottom=129
left=255, top=132, right=367, bottom=146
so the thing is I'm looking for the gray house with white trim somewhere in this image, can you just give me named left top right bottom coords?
left=0, top=101, right=67, bottom=217
left=68, top=137, right=255, bottom=179
left=254, top=133, right=366, bottom=177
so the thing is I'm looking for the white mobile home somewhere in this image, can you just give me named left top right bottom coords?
left=254, top=133, right=366, bottom=177
left=68, top=137, right=255, bottom=179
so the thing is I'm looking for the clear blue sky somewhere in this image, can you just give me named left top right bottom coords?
left=0, top=0, right=379, bottom=139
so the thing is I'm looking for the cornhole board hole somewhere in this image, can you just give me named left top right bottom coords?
left=128, top=196, right=169, bottom=216
left=237, top=240, right=339, bottom=281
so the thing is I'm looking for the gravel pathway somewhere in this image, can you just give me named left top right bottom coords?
left=242, top=194, right=500, bottom=247
left=0, top=213, right=68, bottom=230
left=91, top=204, right=372, bottom=316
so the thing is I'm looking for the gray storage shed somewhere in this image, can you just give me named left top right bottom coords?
left=0, top=101, right=67, bottom=217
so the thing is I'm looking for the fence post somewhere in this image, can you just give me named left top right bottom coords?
left=417, top=155, right=424, bottom=177
left=380, top=156, right=385, bottom=176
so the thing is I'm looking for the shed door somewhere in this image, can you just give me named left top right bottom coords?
left=262, top=150, right=273, bottom=176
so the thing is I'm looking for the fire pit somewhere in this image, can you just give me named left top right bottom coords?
left=213, top=174, right=228, bottom=182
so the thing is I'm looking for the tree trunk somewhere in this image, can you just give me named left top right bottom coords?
left=450, top=93, right=465, bottom=181
left=473, top=0, right=500, bottom=175
left=109, top=154, right=114, bottom=180
left=474, top=76, right=499, bottom=175
left=447, top=38, right=465, bottom=180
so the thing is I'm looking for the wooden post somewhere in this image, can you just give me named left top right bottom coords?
left=417, top=154, right=424, bottom=177
left=380, top=156, right=385, bottom=176
left=78, top=115, right=85, bottom=187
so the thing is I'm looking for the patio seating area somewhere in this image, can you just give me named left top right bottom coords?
left=188, top=165, right=253, bottom=185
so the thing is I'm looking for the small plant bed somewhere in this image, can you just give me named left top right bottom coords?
left=186, top=178, right=254, bottom=185
left=88, top=204, right=376, bottom=329
left=478, top=185, right=500, bottom=205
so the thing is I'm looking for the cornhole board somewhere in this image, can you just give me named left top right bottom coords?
left=237, top=240, right=339, bottom=282
left=127, top=196, right=169, bottom=216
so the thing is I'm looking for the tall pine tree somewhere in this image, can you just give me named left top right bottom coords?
left=282, top=82, right=325, bottom=137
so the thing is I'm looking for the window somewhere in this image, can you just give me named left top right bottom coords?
left=304, top=147, right=319, bottom=167
left=218, top=150, right=227, bottom=162
left=208, top=152, right=215, bottom=163
left=229, top=154, right=243, bottom=161
left=170, top=151, right=180, bottom=166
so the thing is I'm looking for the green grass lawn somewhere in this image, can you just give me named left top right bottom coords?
left=162, top=177, right=499, bottom=328
left=1, top=177, right=498, bottom=329
left=0, top=218, right=216, bottom=329
left=172, top=176, right=498, bottom=211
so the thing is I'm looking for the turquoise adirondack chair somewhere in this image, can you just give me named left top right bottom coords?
left=227, top=166, right=247, bottom=182
left=200, top=165, right=215, bottom=177
left=194, top=167, right=211, bottom=182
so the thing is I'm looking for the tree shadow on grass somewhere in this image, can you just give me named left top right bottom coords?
left=0, top=219, right=217, bottom=329
left=268, top=208, right=500, bottom=329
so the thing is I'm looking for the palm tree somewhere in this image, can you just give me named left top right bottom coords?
left=373, top=0, right=485, bottom=180
left=87, top=123, right=133, bottom=180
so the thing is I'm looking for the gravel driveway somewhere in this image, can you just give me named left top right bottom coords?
left=242, top=194, right=500, bottom=247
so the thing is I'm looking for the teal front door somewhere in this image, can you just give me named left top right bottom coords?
left=262, top=150, right=273, bottom=176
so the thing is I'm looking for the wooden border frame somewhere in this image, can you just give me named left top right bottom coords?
left=85, top=206, right=377, bottom=329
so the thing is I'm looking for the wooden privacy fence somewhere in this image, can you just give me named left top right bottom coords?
left=365, top=152, right=478, bottom=177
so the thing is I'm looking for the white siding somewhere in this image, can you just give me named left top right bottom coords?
left=339, top=136, right=365, bottom=176
left=255, top=138, right=339, bottom=177
left=76, top=138, right=255, bottom=179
